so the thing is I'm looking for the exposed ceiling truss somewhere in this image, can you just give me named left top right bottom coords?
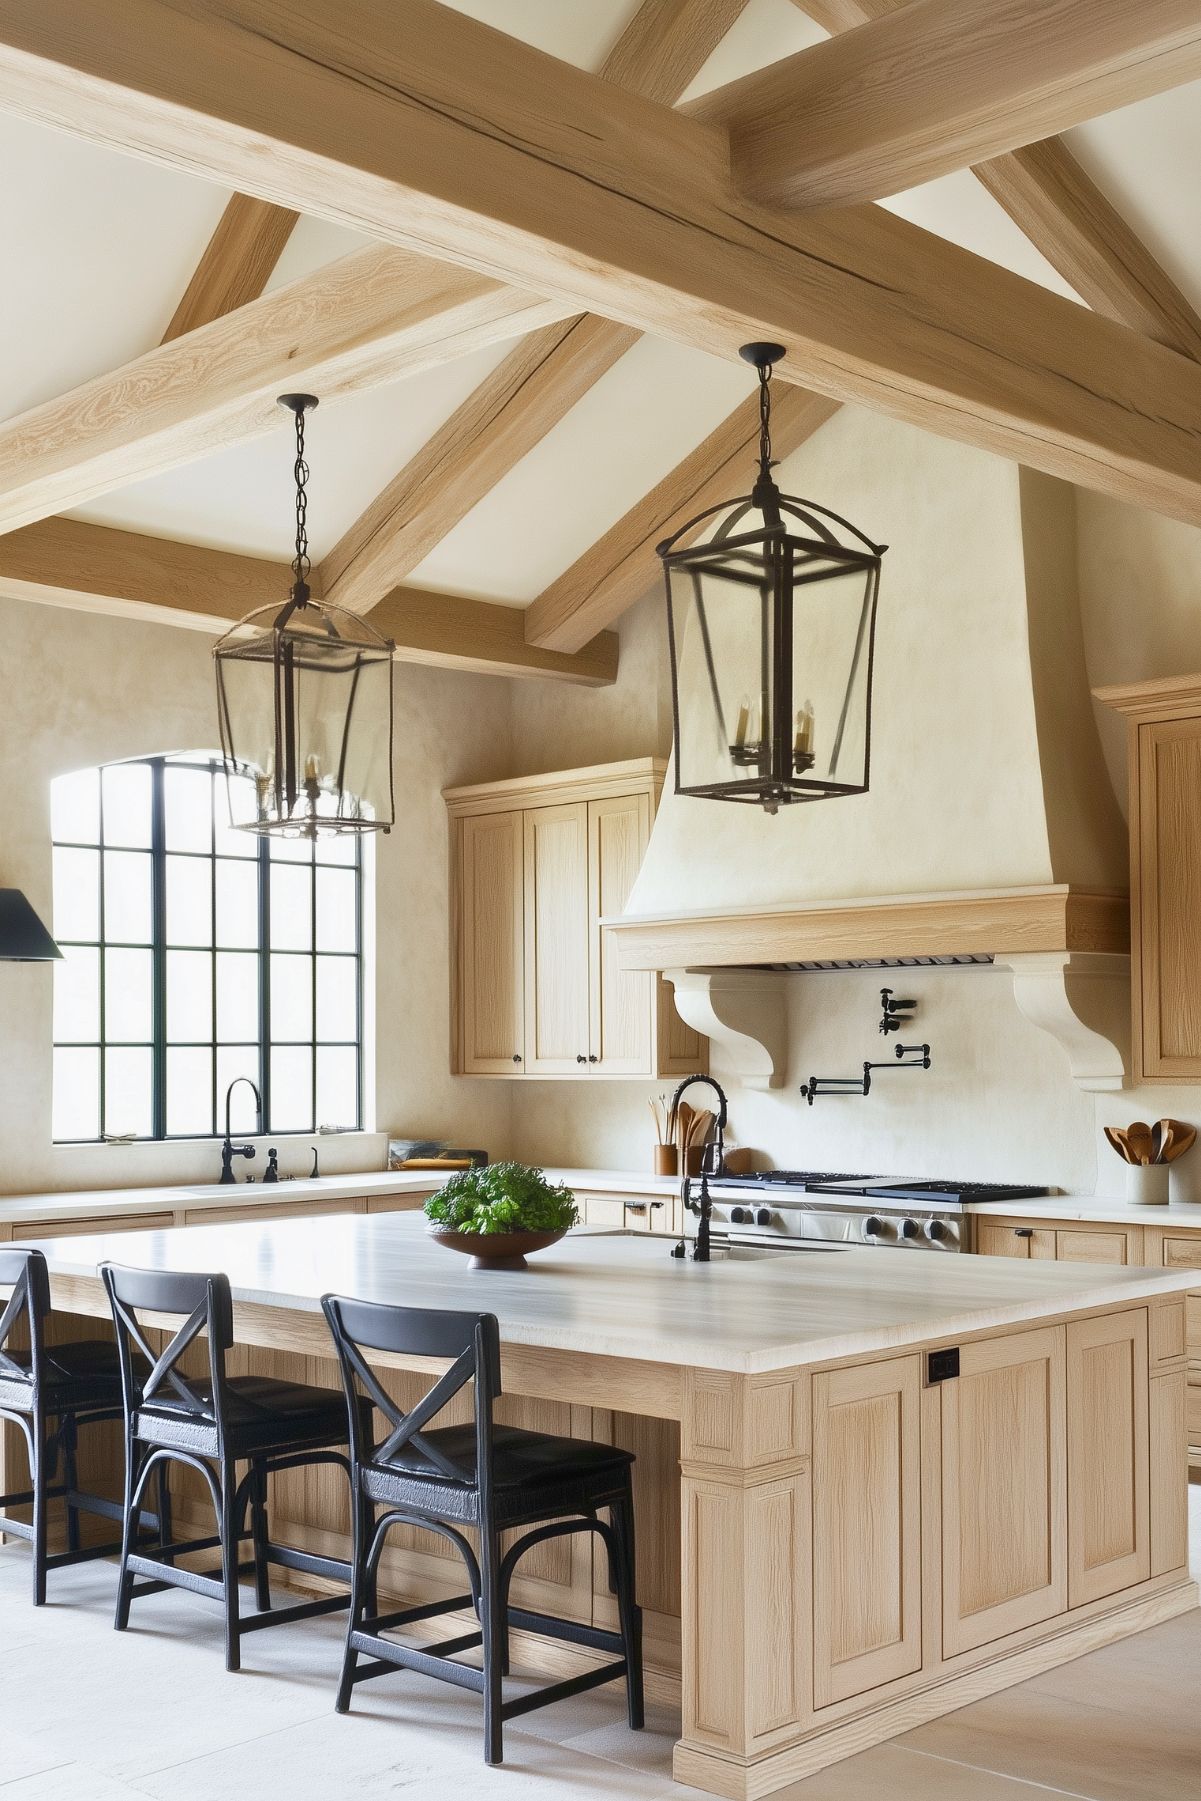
left=0, top=0, right=1198, bottom=691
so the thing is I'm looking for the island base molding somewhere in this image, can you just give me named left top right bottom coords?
left=673, top=1576, right=1198, bottom=1798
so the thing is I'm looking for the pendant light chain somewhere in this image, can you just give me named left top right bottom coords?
left=291, top=401, right=312, bottom=599
left=757, top=355, right=774, bottom=481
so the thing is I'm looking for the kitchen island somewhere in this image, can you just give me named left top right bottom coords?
left=20, top=1214, right=1199, bottom=1797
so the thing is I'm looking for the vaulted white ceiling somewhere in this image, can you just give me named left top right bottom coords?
left=0, top=0, right=1193, bottom=612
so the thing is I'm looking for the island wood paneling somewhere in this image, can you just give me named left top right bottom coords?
left=812, top=1355, right=922, bottom=1706
left=941, top=1326, right=1067, bottom=1657
left=1066, top=1309, right=1150, bottom=1606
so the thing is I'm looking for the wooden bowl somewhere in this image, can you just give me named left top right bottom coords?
left=426, top=1226, right=567, bottom=1270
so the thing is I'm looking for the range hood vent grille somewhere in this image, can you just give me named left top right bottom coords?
left=750, top=953, right=996, bottom=973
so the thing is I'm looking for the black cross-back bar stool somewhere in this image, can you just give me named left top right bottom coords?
left=322, top=1294, right=644, bottom=1765
left=0, top=1247, right=169, bottom=1605
left=102, top=1262, right=364, bottom=1671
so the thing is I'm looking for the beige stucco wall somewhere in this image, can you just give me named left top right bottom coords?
left=0, top=594, right=516, bottom=1193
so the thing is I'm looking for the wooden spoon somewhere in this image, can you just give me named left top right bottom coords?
left=1151, top=1119, right=1165, bottom=1164
left=1124, top=1120, right=1155, bottom=1167
left=1163, top=1124, right=1197, bottom=1164
left=1103, top=1125, right=1134, bottom=1164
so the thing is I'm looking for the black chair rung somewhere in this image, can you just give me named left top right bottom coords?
left=238, top=1591, right=350, bottom=1633
left=323, top=1292, right=645, bottom=1763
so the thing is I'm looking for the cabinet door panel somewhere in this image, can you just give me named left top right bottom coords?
left=942, top=1326, right=1066, bottom=1657
left=523, top=803, right=590, bottom=1074
left=1160, top=1235, right=1201, bottom=1270
left=975, top=1223, right=1030, bottom=1259
left=1054, top=1226, right=1139, bottom=1265
left=813, top=1356, right=922, bottom=1706
left=588, top=794, right=653, bottom=1073
left=1137, top=717, right=1201, bottom=1078
left=458, top=810, right=524, bottom=1074
left=1066, top=1311, right=1150, bottom=1605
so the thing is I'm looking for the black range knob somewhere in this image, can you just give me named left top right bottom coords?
left=730, top=1206, right=749, bottom=1224
left=901, top=1218, right=922, bottom=1240
left=864, top=1215, right=885, bottom=1236
left=925, top=1219, right=949, bottom=1243
left=755, top=1208, right=772, bottom=1227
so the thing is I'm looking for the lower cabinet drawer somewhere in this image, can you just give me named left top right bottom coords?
left=1161, top=1237, right=1201, bottom=1271
left=13, top=1212, right=174, bottom=1239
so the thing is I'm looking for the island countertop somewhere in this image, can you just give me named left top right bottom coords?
left=28, top=1209, right=1196, bottom=1375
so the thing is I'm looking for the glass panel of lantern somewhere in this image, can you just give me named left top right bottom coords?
left=662, top=502, right=883, bottom=813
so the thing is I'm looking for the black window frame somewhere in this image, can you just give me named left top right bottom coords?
left=51, top=753, right=365, bottom=1143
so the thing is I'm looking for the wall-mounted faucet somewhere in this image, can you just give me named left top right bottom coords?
left=668, top=1073, right=728, bottom=1263
left=219, top=1076, right=263, bottom=1184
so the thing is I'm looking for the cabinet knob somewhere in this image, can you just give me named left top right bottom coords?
left=1014, top=1227, right=1033, bottom=1238
left=576, top=1053, right=588, bottom=1064
left=588, top=1054, right=598, bottom=1063
left=512, top=1053, right=522, bottom=1063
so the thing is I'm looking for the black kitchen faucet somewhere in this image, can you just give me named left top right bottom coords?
left=669, top=1073, right=728, bottom=1263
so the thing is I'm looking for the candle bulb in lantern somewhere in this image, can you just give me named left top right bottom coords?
left=734, top=695, right=750, bottom=748
left=304, top=754, right=321, bottom=783
left=795, top=700, right=815, bottom=756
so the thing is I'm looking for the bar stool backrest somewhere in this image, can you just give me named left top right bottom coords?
left=322, top=1295, right=501, bottom=1499
left=0, top=1247, right=50, bottom=1390
left=101, top=1263, right=234, bottom=1440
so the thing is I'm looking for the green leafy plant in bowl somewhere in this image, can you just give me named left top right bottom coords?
left=424, top=1163, right=579, bottom=1269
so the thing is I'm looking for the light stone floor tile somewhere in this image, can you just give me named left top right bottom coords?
left=4, top=1496, right=1201, bottom=1801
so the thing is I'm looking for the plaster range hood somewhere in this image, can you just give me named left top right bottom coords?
left=604, top=440, right=1133, bottom=1094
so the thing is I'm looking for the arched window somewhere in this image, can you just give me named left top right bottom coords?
left=50, top=752, right=364, bottom=1143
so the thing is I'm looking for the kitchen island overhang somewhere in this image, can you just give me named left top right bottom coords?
left=19, top=1215, right=1199, bottom=1798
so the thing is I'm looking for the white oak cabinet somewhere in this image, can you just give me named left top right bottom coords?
left=446, top=759, right=706, bottom=1079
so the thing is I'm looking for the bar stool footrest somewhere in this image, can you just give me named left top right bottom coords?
left=501, top=1660, right=629, bottom=1721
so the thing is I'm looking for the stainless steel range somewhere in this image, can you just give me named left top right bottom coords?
left=700, top=1172, right=1052, bottom=1255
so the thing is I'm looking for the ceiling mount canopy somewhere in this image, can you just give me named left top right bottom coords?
left=213, top=394, right=395, bottom=839
left=658, top=343, right=887, bottom=816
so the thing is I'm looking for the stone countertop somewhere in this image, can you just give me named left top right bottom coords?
left=6, top=1165, right=1201, bottom=1232
left=28, top=1210, right=1196, bottom=1376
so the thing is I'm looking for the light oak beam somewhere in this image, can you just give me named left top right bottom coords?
left=5, top=4, right=1201, bottom=523
left=161, top=193, right=299, bottom=343
left=709, top=0, right=1201, bottom=209
left=795, top=1, right=1201, bottom=361
left=369, top=586, right=618, bottom=684
left=0, top=244, right=569, bottom=535
left=322, top=0, right=750, bottom=614
left=0, top=516, right=293, bottom=631
left=525, top=386, right=839, bottom=654
left=0, top=516, right=618, bottom=684
left=321, top=314, right=638, bottom=612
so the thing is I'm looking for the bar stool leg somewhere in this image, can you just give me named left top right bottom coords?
left=250, top=1461, right=271, bottom=1612
left=611, top=1487, right=644, bottom=1730
left=114, top=1433, right=140, bottom=1633
left=335, top=1487, right=369, bottom=1714
left=156, top=1461, right=174, bottom=1563
left=61, top=1413, right=81, bottom=1555
left=29, top=1416, right=48, bottom=1607
left=479, top=1526, right=504, bottom=1765
left=220, top=1465, right=242, bottom=1673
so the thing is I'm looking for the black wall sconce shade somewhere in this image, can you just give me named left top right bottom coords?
left=0, top=889, right=62, bottom=961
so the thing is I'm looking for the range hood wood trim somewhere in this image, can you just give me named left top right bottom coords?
left=609, top=886, right=1129, bottom=971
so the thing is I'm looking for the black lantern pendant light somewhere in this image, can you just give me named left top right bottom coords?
left=658, top=344, right=887, bottom=815
left=213, top=395, right=396, bottom=837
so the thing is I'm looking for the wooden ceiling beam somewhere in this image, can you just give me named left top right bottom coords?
left=161, top=193, right=299, bottom=343
left=5, top=4, right=1201, bottom=523
left=708, top=0, right=1201, bottom=209
left=320, top=314, right=638, bottom=612
left=0, top=244, right=569, bottom=536
left=321, top=0, right=751, bottom=615
left=0, top=516, right=617, bottom=683
left=794, top=0, right=1201, bottom=362
left=525, top=386, right=840, bottom=654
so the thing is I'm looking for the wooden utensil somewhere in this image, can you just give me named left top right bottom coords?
left=1163, top=1123, right=1196, bottom=1163
left=1104, top=1125, right=1133, bottom=1164
left=1151, top=1119, right=1165, bottom=1163
left=1124, top=1120, right=1155, bottom=1166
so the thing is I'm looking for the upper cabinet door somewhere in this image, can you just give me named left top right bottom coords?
left=588, top=793, right=653, bottom=1074
left=457, top=810, right=525, bottom=1074
left=524, top=802, right=590, bottom=1074
left=941, top=1325, right=1067, bottom=1657
left=1136, top=717, right=1201, bottom=1080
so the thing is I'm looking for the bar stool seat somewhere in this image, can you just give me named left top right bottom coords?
left=135, top=1372, right=360, bottom=1458
left=363, top=1422, right=634, bottom=1525
left=1, top=1249, right=168, bottom=1606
